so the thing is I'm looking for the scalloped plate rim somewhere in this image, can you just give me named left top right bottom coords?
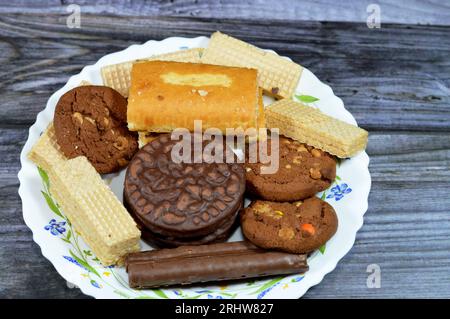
left=18, top=35, right=371, bottom=299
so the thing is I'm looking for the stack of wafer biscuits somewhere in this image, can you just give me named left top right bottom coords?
left=28, top=124, right=141, bottom=265
left=202, top=31, right=303, bottom=99
left=101, top=33, right=302, bottom=143
left=265, top=99, right=368, bottom=158
left=101, top=48, right=204, bottom=97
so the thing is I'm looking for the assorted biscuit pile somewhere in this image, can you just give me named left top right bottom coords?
left=28, top=31, right=368, bottom=289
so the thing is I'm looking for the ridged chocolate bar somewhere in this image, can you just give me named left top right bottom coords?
left=126, top=241, right=308, bottom=289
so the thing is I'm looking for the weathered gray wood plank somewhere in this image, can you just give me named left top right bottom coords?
left=1, top=0, right=450, bottom=26
left=2, top=127, right=449, bottom=298
left=3, top=182, right=449, bottom=298
left=1, top=1, right=450, bottom=299
left=3, top=128, right=450, bottom=185
left=0, top=15, right=449, bottom=131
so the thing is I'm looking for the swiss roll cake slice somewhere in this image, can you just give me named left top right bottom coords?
left=127, top=61, right=259, bottom=133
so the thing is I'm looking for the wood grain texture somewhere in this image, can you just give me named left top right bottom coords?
left=1, top=2, right=450, bottom=298
left=2, top=128, right=450, bottom=298
left=1, top=0, right=450, bottom=25
left=0, top=15, right=449, bottom=131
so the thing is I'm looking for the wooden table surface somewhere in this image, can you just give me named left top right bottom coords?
left=1, top=1, right=449, bottom=299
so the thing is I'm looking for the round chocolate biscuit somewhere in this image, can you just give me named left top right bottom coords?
left=241, top=197, right=338, bottom=253
left=124, top=134, right=245, bottom=240
left=53, top=85, right=138, bottom=174
left=245, top=136, right=336, bottom=201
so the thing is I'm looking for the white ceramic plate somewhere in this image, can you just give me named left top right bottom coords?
left=18, top=36, right=371, bottom=299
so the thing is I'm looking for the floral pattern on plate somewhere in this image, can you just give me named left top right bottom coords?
left=18, top=36, right=371, bottom=299
left=36, top=166, right=349, bottom=299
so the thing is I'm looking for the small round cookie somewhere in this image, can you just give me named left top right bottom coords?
left=54, top=85, right=138, bottom=174
left=241, top=197, right=338, bottom=253
left=245, top=136, right=336, bottom=201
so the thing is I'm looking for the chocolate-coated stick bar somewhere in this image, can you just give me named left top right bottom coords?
left=127, top=241, right=308, bottom=289
left=125, top=241, right=259, bottom=270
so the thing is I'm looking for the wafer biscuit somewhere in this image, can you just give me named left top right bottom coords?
left=101, top=48, right=204, bottom=97
left=257, top=88, right=266, bottom=131
left=265, top=99, right=368, bottom=158
left=28, top=124, right=141, bottom=265
left=202, top=32, right=302, bottom=99
left=78, top=80, right=92, bottom=86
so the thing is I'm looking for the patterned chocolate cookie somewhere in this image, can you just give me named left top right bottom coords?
left=241, top=197, right=338, bottom=253
left=245, top=136, right=336, bottom=201
left=53, top=85, right=138, bottom=174
left=124, top=134, right=245, bottom=242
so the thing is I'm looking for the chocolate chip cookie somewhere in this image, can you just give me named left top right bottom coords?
left=124, top=134, right=245, bottom=247
left=241, top=197, right=338, bottom=253
left=245, top=136, right=336, bottom=201
left=53, top=85, right=138, bottom=174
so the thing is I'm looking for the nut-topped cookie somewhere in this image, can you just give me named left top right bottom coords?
left=124, top=134, right=245, bottom=246
left=53, top=85, right=138, bottom=174
left=245, top=136, right=336, bottom=201
left=241, top=197, right=338, bottom=253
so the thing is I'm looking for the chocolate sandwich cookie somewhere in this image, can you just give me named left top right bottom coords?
left=124, top=134, right=245, bottom=246
left=245, top=136, right=336, bottom=201
left=54, top=85, right=138, bottom=174
left=126, top=197, right=240, bottom=247
left=138, top=216, right=238, bottom=247
left=241, top=197, right=338, bottom=253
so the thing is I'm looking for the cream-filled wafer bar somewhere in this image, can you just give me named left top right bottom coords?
left=265, top=99, right=368, bottom=158
left=101, top=48, right=204, bottom=97
left=202, top=32, right=302, bottom=99
left=28, top=124, right=141, bottom=265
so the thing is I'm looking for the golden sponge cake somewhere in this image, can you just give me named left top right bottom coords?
left=127, top=61, right=259, bottom=132
left=137, top=88, right=267, bottom=147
